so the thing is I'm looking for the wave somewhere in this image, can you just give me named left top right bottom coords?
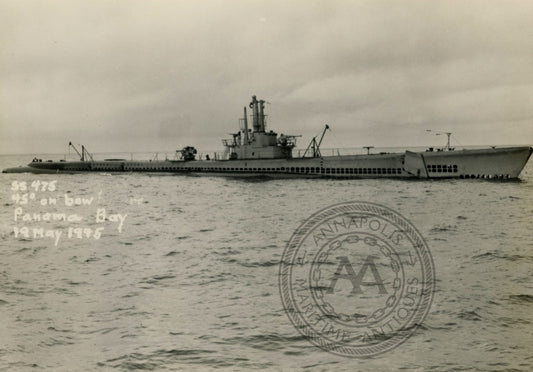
left=223, top=258, right=279, bottom=268
left=458, top=310, right=482, bottom=321
left=101, top=348, right=270, bottom=370
left=429, top=224, right=457, bottom=233
left=472, top=251, right=530, bottom=262
left=140, top=274, right=176, bottom=284
left=509, top=294, right=533, bottom=303
left=223, top=333, right=307, bottom=352
left=165, top=250, right=182, bottom=256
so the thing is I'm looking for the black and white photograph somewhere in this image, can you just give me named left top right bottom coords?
left=1, top=0, right=532, bottom=370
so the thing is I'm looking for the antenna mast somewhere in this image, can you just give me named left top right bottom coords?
left=426, top=130, right=453, bottom=151
left=303, top=124, right=330, bottom=158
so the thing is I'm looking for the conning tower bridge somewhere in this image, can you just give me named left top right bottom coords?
left=222, top=96, right=298, bottom=160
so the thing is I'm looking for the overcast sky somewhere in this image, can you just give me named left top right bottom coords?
left=1, top=0, right=532, bottom=155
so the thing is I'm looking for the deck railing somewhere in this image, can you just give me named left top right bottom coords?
left=54, top=145, right=515, bottom=162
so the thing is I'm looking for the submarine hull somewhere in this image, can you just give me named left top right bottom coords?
left=4, top=146, right=531, bottom=180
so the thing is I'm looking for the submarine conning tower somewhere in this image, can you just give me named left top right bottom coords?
left=222, top=95, right=297, bottom=160
left=250, top=95, right=266, bottom=133
left=248, top=95, right=277, bottom=148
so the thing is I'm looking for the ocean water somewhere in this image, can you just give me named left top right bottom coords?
left=0, top=154, right=532, bottom=371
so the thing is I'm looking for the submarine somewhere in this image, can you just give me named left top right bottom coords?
left=3, top=96, right=532, bottom=179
